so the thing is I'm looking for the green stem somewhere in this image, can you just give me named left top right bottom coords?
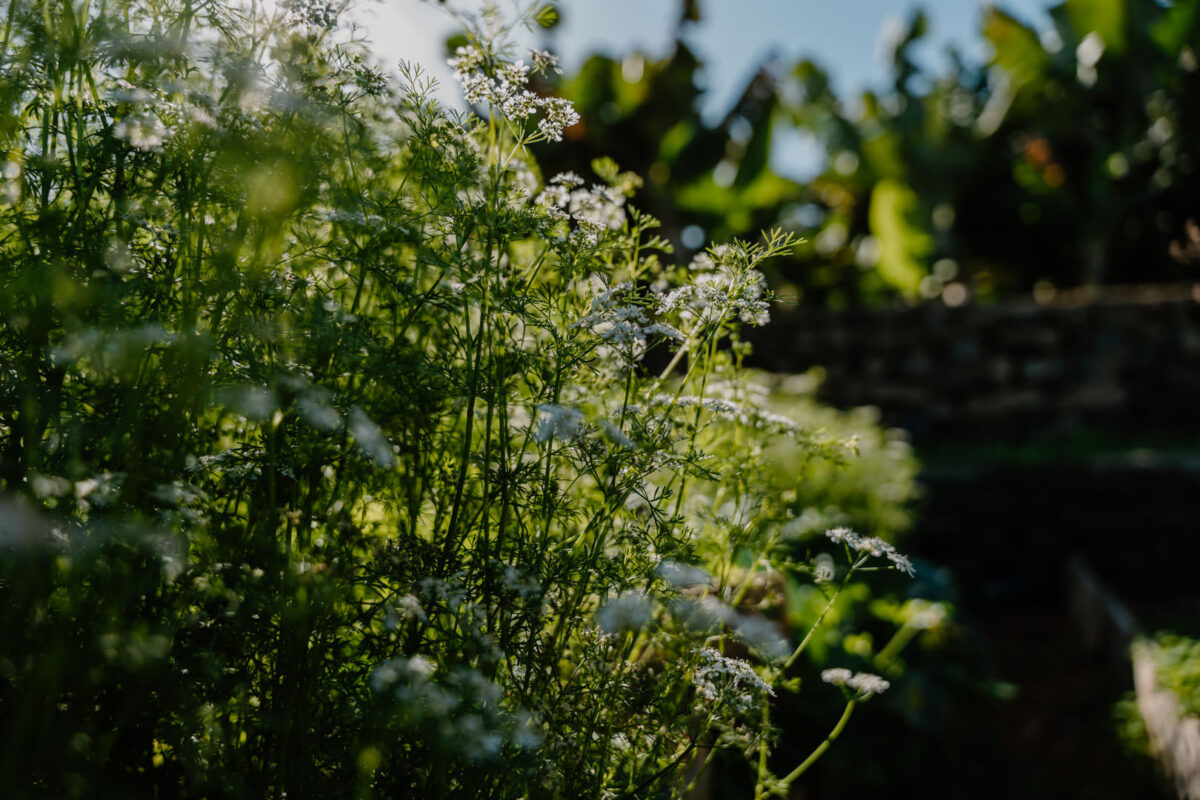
left=675, top=745, right=716, bottom=800
left=778, top=699, right=857, bottom=790
left=873, top=619, right=920, bottom=673
left=784, top=566, right=855, bottom=670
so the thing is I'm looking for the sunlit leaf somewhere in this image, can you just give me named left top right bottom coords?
left=983, top=9, right=1049, bottom=89
left=533, top=3, right=559, bottom=29
left=1150, top=0, right=1200, bottom=58
left=1065, top=0, right=1127, bottom=54
left=868, top=178, right=931, bottom=296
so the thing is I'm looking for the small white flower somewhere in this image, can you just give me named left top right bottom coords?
left=550, top=171, right=584, bottom=188
left=821, top=668, right=853, bottom=686
left=656, top=245, right=771, bottom=325
left=537, top=96, right=580, bottom=141
left=447, top=47, right=579, bottom=141
left=534, top=404, right=585, bottom=443
left=825, top=527, right=915, bottom=576
left=530, top=48, right=562, bottom=74
left=448, top=44, right=486, bottom=81
left=596, top=590, right=653, bottom=633
left=113, top=113, right=168, bottom=151
left=672, top=595, right=735, bottom=632
left=846, top=672, right=890, bottom=697
left=397, top=594, right=426, bottom=622
left=600, top=420, right=635, bottom=449
left=656, top=559, right=711, bottom=588
left=572, top=283, right=684, bottom=370
left=282, top=0, right=339, bottom=30
left=350, top=406, right=394, bottom=467
left=370, top=654, right=436, bottom=693
left=732, top=614, right=790, bottom=662
left=822, top=668, right=890, bottom=698
left=693, top=648, right=774, bottom=713
left=502, top=89, right=541, bottom=120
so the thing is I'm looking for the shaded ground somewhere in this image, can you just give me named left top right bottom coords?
left=900, top=453, right=1199, bottom=800
left=781, top=599, right=1169, bottom=800
left=973, top=604, right=1169, bottom=800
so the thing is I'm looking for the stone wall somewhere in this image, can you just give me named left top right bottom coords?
left=748, top=283, right=1200, bottom=441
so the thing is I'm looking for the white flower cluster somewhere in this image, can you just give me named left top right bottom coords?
left=370, top=657, right=537, bottom=760
left=281, top=0, right=339, bottom=30
left=417, top=576, right=469, bottom=613
left=529, top=48, right=562, bottom=75
left=596, top=590, right=653, bottom=633
left=537, top=172, right=627, bottom=230
left=73, top=471, right=124, bottom=511
left=447, top=45, right=580, bottom=141
left=671, top=596, right=791, bottom=662
left=383, top=594, right=426, bottom=630
left=693, top=648, right=775, bottom=714
left=534, top=403, right=585, bottom=443
left=655, top=559, right=711, bottom=588
left=820, top=668, right=891, bottom=698
left=370, top=653, right=437, bottom=693
left=599, top=419, right=635, bottom=449
left=500, top=564, right=542, bottom=600
left=825, top=527, right=915, bottom=576
left=113, top=112, right=168, bottom=151
left=648, top=393, right=803, bottom=436
left=656, top=246, right=770, bottom=327
left=572, top=282, right=684, bottom=368
left=354, top=62, right=389, bottom=98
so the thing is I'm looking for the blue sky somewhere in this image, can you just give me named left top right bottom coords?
left=356, top=0, right=1057, bottom=175
left=543, top=0, right=1053, bottom=111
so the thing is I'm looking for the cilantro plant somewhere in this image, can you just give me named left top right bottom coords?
left=0, top=1, right=926, bottom=797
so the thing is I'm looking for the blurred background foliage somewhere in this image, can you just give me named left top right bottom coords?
left=535, top=0, right=1200, bottom=308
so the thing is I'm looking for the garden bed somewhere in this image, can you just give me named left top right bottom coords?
left=908, top=451, right=1200, bottom=799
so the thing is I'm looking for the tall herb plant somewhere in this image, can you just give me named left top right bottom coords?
left=0, top=0, right=920, bottom=796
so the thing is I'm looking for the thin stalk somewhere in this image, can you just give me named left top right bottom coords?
left=784, top=562, right=858, bottom=670
left=778, top=698, right=857, bottom=789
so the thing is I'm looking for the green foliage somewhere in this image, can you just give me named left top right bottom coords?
left=1149, top=634, right=1200, bottom=717
left=983, top=9, right=1050, bottom=90
left=1066, top=0, right=1127, bottom=54
left=1113, top=637, right=1199, bottom=795
left=549, top=0, right=1200, bottom=307
left=0, top=1, right=927, bottom=798
left=868, top=178, right=930, bottom=297
left=760, top=373, right=918, bottom=542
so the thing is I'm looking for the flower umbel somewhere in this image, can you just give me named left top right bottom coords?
left=447, top=44, right=580, bottom=141
left=694, top=648, right=775, bottom=714
left=822, top=669, right=890, bottom=698
left=825, top=527, right=915, bottom=576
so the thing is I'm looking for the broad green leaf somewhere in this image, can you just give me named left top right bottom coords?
left=1151, top=0, right=1200, bottom=58
left=657, top=119, right=696, bottom=163
left=983, top=9, right=1049, bottom=89
left=1065, top=0, right=1127, bottom=54
left=869, top=178, right=931, bottom=295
